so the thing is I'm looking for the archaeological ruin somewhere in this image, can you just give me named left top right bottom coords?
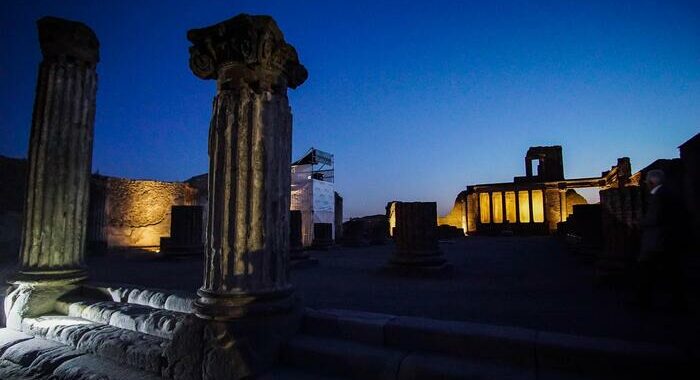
left=438, top=146, right=634, bottom=235
left=1, top=8, right=698, bottom=380
left=0, top=14, right=314, bottom=379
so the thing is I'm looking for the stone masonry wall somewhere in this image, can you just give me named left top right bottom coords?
left=104, top=178, right=197, bottom=248
left=599, top=186, right=643, bottom=263
left=438, top=191, right=467, bottom=233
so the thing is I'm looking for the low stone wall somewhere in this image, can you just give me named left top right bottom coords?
left=103, top=177, right=197, bottom=248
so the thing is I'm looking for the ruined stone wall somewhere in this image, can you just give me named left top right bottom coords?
left=104, top=177, right=197, bottom=248
left=438, top=191, right=467, bottom=233
left=565, top=189, right=587, bottom=216
left=599, top=186, right=643, bottom=263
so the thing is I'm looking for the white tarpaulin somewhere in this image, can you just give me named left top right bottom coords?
left=290, top=165, right=335, bottom=247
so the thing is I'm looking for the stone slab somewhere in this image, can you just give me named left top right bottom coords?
left=397, top=352, right=535, bottom=380
left=21, top=316, right=96, bottom=347
left=535, top=330, right=690, bottom=378
left=305, top=308, right=396, bottom=345
left=75, top=324, right=166, bottom=374
left=82, top=283, right=196, bottom=313
left=18, top=316, right=167, bottom=374
left=385, top=316, right=537, bottom=369
left=58, top=297, right=188, bottom=339
left=0, top=328, right=33, bottom=356
left=0, top=337, right=83, bottom=377
left=53, top=353, right=162, bottom=380
left=268, top=366, right=346, bottom=379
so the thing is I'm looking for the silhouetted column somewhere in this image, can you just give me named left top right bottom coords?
left=17, top=17, right=99, bottom=281
left=289, top=210, right=307, bottom=260
left=387, top=202, right=447, bottom=272
left=334, top=192, right=343, bottom=242
left=188, top=14, right=307, bottom=319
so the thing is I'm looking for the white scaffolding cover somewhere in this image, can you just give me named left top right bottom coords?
left=290, top=164, right=334, bottom=247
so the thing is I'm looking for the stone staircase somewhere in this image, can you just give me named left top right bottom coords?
left=2, top=289, right=695, bottom=379
left=275, top=308, right=694, bottom=379
left=0, top=283, right=195, bottom=379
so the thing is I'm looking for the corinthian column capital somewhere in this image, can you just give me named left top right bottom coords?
left=187, top=14, right=307, bottom=91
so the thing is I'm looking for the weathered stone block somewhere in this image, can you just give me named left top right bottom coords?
left=387, top=202, right=447, bottom=271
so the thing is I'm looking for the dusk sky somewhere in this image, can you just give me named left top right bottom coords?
left=1, top=1, right=698, bottom=218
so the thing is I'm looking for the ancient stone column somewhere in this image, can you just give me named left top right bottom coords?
left=17, top=17, right=99, bottom=281
left=5, top=17, right=98, bottom=329
left=187, top=14, right=307, bottom=320
left=387, top=202, right=447, bottom=272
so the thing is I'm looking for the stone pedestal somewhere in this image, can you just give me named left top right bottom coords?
left=387, top=202, right=447, bottom=273
left=183, top=14, right=307, bottom=379
left=289, top=210, right=315, bottom=267
left=5, top=17, right=99, bottom=328
left=312, top=222, right=334, bottom=249
left=160, top=205, right=204, bottom=256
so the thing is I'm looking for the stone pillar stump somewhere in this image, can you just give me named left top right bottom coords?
left=387, top=202, right=448, bottom=273
left=5, top=16, right=99, bottom=329
left=160, top=205, right=204, bottom=256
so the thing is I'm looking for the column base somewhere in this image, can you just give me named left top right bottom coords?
left=4, top=270, right=86, bottom=330
left=385, top=250, right=450, bottom=275
left=194, top=286, right=297, bottom=320
left=9, top=268, right=88, bottom=284
left=169, top=290, right=303, bottom=379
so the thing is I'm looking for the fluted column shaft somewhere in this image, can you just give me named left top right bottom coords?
left=203, top=86, right=292, bottom=290
left=393, top=202, right=440, bottom=255
left=17, top=17, right=99, bottom=281
left=188, top=14, right=307, bottom=319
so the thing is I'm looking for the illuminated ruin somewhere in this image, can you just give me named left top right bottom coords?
left=441, top=146, right=612, bottom=235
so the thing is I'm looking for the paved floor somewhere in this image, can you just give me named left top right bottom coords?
left=2, top=236, right=698, bottom=348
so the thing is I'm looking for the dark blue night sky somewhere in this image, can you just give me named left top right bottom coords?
left=1, top=1, right=698, bottom=217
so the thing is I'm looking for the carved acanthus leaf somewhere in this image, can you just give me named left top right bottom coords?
left=187, top=14, right=307, bottom=89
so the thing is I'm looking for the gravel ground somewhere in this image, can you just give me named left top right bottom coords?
left=2, top=236, right=697, bottom=348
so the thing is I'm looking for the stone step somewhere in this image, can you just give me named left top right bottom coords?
left=0, top=327, right=160, bottom=380
left=302, top=308, right=691, bottom=378
left=80, top=282, right=195, bottom=313
left=55, top=295, right=189, bottom=340
left=280, top=334, right=538, bottom=380
left=19, top=316, right=168, bottom=375
left=268, top=366, right=347, bottom=379
left=281, top=335, right=405, bottom=379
